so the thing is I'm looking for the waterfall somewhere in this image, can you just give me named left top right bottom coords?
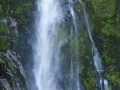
left=33, top=0, right=63, bottom=90
left=79, top=0, right=109, bottom=90
left=104, top=79, right=108, bottom=90
left=69, top=0, right=83, bottom=90
left=32, top=0, right=109, bottom=90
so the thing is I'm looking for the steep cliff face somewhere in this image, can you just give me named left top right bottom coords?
left=0, top=0, right=119, bottom=90
left=84, top=0, right=120, bottom=89
left=0, top=0, right=32, bottom=89
left=72, top=0, right=120, bottom=90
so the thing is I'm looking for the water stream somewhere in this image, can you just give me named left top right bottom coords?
left=33, top=0, right=63, bottom=90
left=79, top=0, right=109, bottom=90
left=32, top=0, right=109, bottom=90
left=69, top=0, right=83, bottom=90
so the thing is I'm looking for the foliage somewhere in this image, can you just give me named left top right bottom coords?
left=105, top=65, right=120, bottom=89
left=85, top=0, right=116, bottom=18
left=80, top=64, right=96, bottom=90
left=0, top=4, right=3, bottom=13
left=73, top=3, right=81, bottom=11
left=0, top=22, right=7, bottom=36
left=14, top=1, right=32, bottom=23
left=0, top=38, right=8, bottom=52
left=0, top=0, right=32, bottom=89
left=101, top=51, right=116, bottom=65
left=0, top=53, right=3, bottom=58
left=84, top=0, right=120, bottom=89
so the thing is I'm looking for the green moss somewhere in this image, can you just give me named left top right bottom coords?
left=70, top=37, right=78, bottom=58
left=86, top=0, right=116, bottom=18
left=8, top=0, right=14, bottom=2
left=0, top=53, right=3, bottom=58
left=14, top=1, right=32, bottom=15
left=14, top=1, right=32, bottom=24
left=0, top=22, right=7, bottom=36
left=12, top=41, right=19, bottom=50
left=83, top=77, right=96, bottom=90
left=81, top=0, right=120, bottom=89
left=2, top=56, right=14, bottom=74
left=85, top=0, right=120, bottom=64
left=101, top=52, right=116, bottom=65
left=4, top=57, right=9, bottom=62
left=73, top=3, right=81, bottom=10
left=0, top=38, right=8, bottom=52
left=81, top=69, right=96, bottom=90
left=58, top=25, right=67, bottom=41
left=6, top=4, right=10, bottom=15
left=101, top=24, right=116, bottom=36
left=0, top=4, right=3, bottom=13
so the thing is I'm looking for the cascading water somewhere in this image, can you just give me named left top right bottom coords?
left=32, top=0, right=109, bottom=90
left=79, top=0, right=109, bottom=90
left=69, top=0, right=83, bottom=90
left=33, top=0, right=63, bottom=90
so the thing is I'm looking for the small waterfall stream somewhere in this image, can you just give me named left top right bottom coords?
left=69, top=0, right=83, bottom=90
left=79, top=0, right=109, bottom=90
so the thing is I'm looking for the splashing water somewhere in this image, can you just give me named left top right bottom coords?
left=32, top=0, right=109, bottom=90
left=33, top=0, right=63, bottom=90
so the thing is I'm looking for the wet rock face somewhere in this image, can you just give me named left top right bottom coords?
left=0, top=50, right=28, bottom=90
left=0, top=0, right=33, bottom=89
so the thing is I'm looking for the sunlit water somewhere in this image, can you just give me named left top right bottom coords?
left=33, top=0, right=63, bottom=90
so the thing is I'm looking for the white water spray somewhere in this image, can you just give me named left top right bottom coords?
left=33, top=0, right=63, bottom=90
left=69, top=0, right=83, bottom=90
left=32, top=0, right=109, bottom=89
left=104, top=79, right=108, bottom=90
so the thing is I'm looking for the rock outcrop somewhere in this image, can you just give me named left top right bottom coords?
left=0, top=0, right=33, bottom=89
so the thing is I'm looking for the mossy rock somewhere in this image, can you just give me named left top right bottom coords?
left=80, top=65, right=96, bottom=90
left=0, top=38, right=8, bottom=52
left=0, top=22, right=7, bottom=36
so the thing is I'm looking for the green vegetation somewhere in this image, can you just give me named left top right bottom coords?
left=14, top=1, right=32, bottom=24
left=0, top=0, right=32, bottom=89
left=0, top=53, right=3, bottom=58
left=105, top=65, right=120, bottom=89
left=0, top=22, right=7, bottom=36
left=58, top=25, right=67, bottom=42
left=80, top=65, right=96, bottom=90
left=73, top=2, right=82, bottom=11
left=90, top=0, right=116, bottom=18
left=0, top=38, right=8, bottom=52
left=0, top=4, right=3, bottom=13
left=84, top=0, right=120, bottom=89
left=15, top=1, right=32, bottom=15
